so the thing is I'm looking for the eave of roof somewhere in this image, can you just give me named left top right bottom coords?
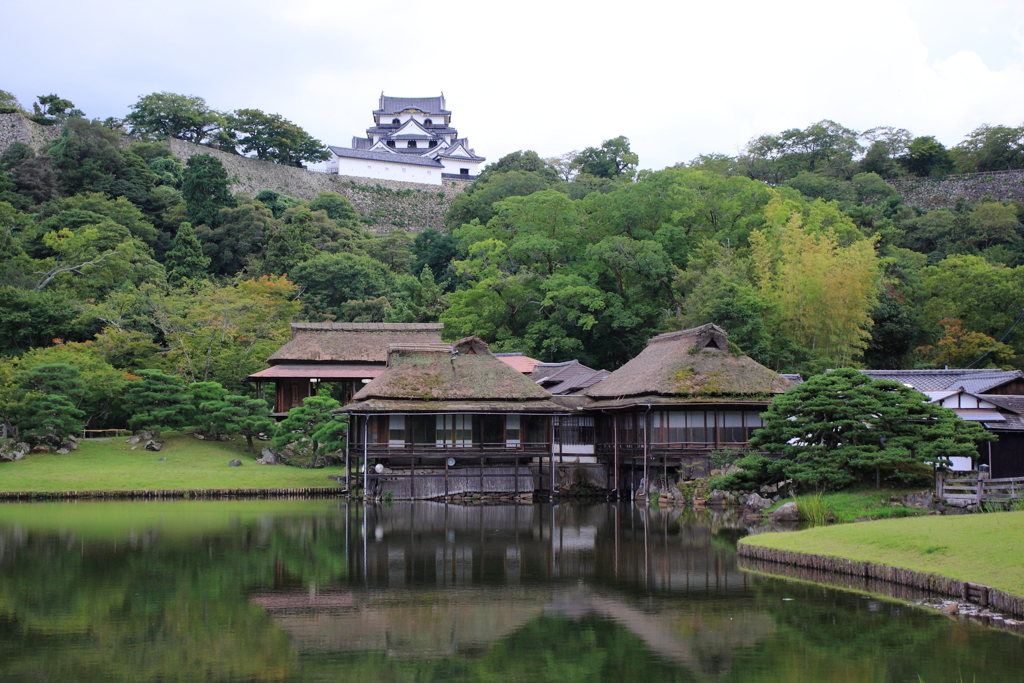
left=328, top=146, right=444, bottom=167
left=338, top=398, right=569, bottom=414
left=246, top=364, right=384, bottom=380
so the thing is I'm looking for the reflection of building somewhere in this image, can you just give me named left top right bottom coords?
left=245, top=322, right=443, bottom=416
left=325, top=94, right=486, bottom=185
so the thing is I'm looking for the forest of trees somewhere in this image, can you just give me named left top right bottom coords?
left=2, top=88, right=1024, bottom=434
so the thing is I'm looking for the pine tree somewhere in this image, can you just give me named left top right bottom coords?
left=182, top=153, right=235, bottom=227
left=273, top=395, right=346, bottom=466
left=166, top=221, right=211, bottom=286
left=124, top=370, right=193, bottom=435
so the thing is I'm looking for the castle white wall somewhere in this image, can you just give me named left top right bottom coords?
left=331, top=154, right=443, bottom=185
left=440, top=157, right=483, bottom=176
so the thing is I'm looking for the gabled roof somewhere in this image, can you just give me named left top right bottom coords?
left=437, top=138, right=485, bottom=161
left=584, top=324, right=793, bottom=404
left=342, top=337, right=566, bottom=413
left=495, top=352, right=543, bottom=374
left=328, top=146, right=444, bottom=168
left=858, top=369, right=1024, bottom=393
left=376, top=94, right=449, bottom=116
left=267, top=323, right=444, bottom=364
left=531, top=360, right=610, bottom=395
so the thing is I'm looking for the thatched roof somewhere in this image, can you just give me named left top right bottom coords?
left=268, top=323, right=444, bottom=364
left=341, top=337, right=567, bottom=413
left=584, top=324, right=793, bottom=405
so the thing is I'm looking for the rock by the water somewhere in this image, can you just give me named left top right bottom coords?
left=769, top=501, right=799, bottom=523
left=228, top=459, right=242, bottom=467
left=745, top=492, right=773, bottom=511
left=942, top=602, right=959, bottom=615
left=144, top=440, right=162, bottom=452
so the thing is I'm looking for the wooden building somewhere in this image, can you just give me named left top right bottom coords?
left=583, top=324, right=794, bottom=497
left=245, top=322, right=444, bottom=416
left=341, top=337, right=569, bottom=498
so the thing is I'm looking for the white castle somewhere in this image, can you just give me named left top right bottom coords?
left=325, top=93, right=485, bottom=185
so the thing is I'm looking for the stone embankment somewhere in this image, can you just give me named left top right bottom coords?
left=737, top=542, right=1024, bottom=619
left=167, top=139, right=467, bottom=233
left=0, top=112, right=62, bottom=153
left=888, top=170, right=1024, bottom=210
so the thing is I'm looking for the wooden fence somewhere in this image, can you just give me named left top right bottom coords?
left=938, top=475, right=1024, bottom=506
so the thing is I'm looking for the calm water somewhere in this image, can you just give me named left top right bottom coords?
left=0, top=500, right=1021, bottom=682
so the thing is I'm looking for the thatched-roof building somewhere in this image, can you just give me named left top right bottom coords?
left=340, top=337, right=569, bottom=499
left=245, top=322, right=444, bottom=414
left=582, top=324, right=794, bottom=494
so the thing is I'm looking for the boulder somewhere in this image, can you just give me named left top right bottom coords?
left=144, top=440, right=162, bottom=452
left=67, top=435, right=79, bottom=443
left=745, top=492, right=773, bottom=511
left=707, top=490, right=727, bottom=506
left=0, top=452, right=11, bottom=463
left=60, top=441, right=78, bottom=451
left=55, top=448, right=70, bottom=454
left=769, top=501, right=799, bottom=523
left=228, top=459, right=242, bottom=467
left=158, top=457, right=167, bottom=461
left=141, top=431, right=155, bottom=441
left=256, top=447, right=278, bottom=465
left=13, top=451, right=24, bottom=461
left=31, top=444, right=51, bottom=454
left=193, top=433, right=205, bottom=440
left=126, top=434, right=142, bottom=445
left=942, top=602, right=959, bottom=615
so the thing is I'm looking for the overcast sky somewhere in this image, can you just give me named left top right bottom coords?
left=5, top=0, right=1024, bottom=171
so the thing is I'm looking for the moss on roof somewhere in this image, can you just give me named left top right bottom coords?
left=585, top=324, right=793, bottom=400
left=268, top=323, right=444, bottom=364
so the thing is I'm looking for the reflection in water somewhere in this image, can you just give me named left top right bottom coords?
left=0, top=500, right=1021, bottom=682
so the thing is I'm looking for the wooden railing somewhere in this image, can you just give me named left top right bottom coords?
left=939, top=476, right=1024, bottom=505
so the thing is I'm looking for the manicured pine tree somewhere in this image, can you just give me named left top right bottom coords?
left=273, top=395, right=346, bottom=466
left=188, top=381, right=228, bottom=436
left=16, top=363, right=88, bottom=447
left=166, top=221, right=211, bottom=286
left=205, top=394, right=276, bottom=453
left=124, top=369, right=193, bottom=436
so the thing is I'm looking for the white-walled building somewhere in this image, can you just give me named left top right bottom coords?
left=325, top=94, right=485, bottom=185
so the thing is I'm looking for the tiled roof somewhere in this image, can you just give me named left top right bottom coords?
left=530, top=360, right=610, bottom=395
left=376, top=95, right=449, bottom=116
left=351, top=137, right=372, bottom=149
left=495, top=353, right=543, bottom=374
left=327, top=146, right=444, bottom=168
left=858, top=369, right=1023, bottom=393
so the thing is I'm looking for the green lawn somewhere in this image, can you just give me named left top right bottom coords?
left=0, top=431, right=346, bottom=492
left=766, top=487, right=933, bottom=523
left=741, top=512, right=1024, bottom=597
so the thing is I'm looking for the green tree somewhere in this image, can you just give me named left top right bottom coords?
left=166, top=221, right=211, bottom=286
left=123, top=369, right=193, bottom=435
left=210, top=394, right=275, bottom=453
left=47, top=118, right=155, bottom=203
left=125, top=92, right=225, bottom=144
left=575, top=135, right=638, bottom=179
left=195, top=200, right=275, bottom=276
left=189, top=381, right=229, bottom=436
left=225, top=109, right=329, bottom=166
left=273, top=395, right=346, bottom=466
left=181, top=154, right=236, bottom=228
left=749, top=368, right=994, bottom=490
left=32, top=94, right=82, bottom=123
left=290, top=252, right=397, bottom=320
left=900, top=136, right=954, bottom=177
left=16, top=363, right=87, bottom=446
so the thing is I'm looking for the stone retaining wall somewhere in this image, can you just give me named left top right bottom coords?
left=888, top=170, right=1024, bottom=210
left=737, top=541, right=1024, bottom=617
left=167, top=138, right=467, bottom=233
left=0, top=112, right=62, bottom=154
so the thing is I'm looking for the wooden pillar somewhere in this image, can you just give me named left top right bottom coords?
left=550, top=418, right=556, bottom=496
left=613, top=414, right=619, bottom=498
left=362, top=417, right=369, bottom=499
left=411, top=454, right=415, bottom=500
left=643, top=409, right=650, bottom=500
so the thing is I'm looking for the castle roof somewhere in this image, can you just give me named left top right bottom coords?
left=376, top=95, right=449, bottom=116
left=328, top=146, right=444, bottom=168
left=584, top=324, right=793, bottom=407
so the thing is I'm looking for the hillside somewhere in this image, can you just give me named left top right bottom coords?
left=0, top=113, right=467, bottom=233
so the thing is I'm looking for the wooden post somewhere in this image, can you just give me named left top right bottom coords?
left=613, top=414, right=619, bottom=499
left=643, top=409, right=650, bottom=500
left=550, top=418, right=556, bottom=497
left=410, top=454, right=415, bottom=500
left=362, top=417, right=369, bottom=499
left=977, top=476, right=984, bottom=506
left=444, top=454, right=449, bottom=500
left=935, top=468, right=945, bottom=500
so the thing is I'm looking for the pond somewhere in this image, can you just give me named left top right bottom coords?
left=0, top=499, right=1021, bottom=682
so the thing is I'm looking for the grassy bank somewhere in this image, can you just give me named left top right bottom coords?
left=741, top=512, right=1024, bottom=597
left=0, top=432, right=345, bottom=492
left=769, top=487, right=933, bottom=524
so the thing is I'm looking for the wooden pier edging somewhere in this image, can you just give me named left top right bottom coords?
left=0, top=487, right=347, bottom=500
left=737, top=542, right=1024, bottom=618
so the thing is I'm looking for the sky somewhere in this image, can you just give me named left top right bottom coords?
left=5, top=0, right=1024, bottom=171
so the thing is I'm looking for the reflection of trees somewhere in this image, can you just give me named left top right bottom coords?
left=0, top=506, right=354, bottom=682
